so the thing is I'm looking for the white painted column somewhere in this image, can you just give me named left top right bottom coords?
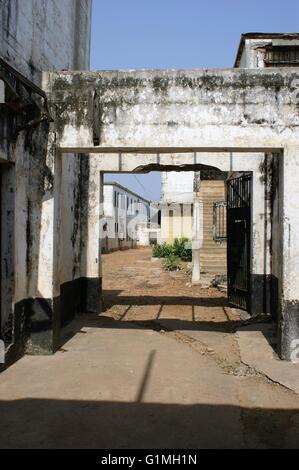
left=250, top=155, right=272, bottom=315
left=279, top=146, right=299, bottom=360
left=99, top=171, right=104, bottom=281
left=192, top=174, right=203, bottom=284
left=81, top=154, right=101, bottom=312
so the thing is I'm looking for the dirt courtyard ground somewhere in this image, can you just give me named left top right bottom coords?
left=0, top=247, right=299, bottom=449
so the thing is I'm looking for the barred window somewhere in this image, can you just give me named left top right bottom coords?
left=213, top=201, right=227, bottom=241
left=264, top=46, right=299, bottom=67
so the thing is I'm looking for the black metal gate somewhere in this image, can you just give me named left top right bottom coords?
left=226, top=173, right=252, bottom=311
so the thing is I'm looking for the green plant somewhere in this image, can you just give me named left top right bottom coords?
left=152, top=243, right=164, bottom=258
left=152, top=242, right=174, bottom=258
left=162, top=254, right=181, bottom=271
left=162, top=243, right=175, bottom=257
left=153, top=239, right=192, bottom=262
left=173, top=238, right=192, bottom=261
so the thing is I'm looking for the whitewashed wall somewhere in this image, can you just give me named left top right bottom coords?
left=0, top=0, right=92, bottom=361
left=0, top=0, right=91, bottom=82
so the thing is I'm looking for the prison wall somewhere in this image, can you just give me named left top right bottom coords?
left=0, top=0, right=91, bottom=82
left=0, top=0, right=92, bottom=364
left=42, top=68, right=299, bottom=360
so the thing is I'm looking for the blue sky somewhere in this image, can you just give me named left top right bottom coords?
left=91, top=0, right=299, bottom=199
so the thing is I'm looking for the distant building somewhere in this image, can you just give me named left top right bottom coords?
left=102, top=182, right=151, bottom=252
left=160, top=33, right=299, bottom=278
left=160, top=169, right=227, bottom=276
left=234, top=32, right=299, bottom=68
left=160, top=171, right=194, bottom=242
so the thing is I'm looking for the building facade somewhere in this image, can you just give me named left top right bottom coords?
left=235, top=32, right=299, bottom=68
left=160, top=169, right=227, bottom=276
left=160, top=171, right=194, bottom=242
left=102, top=182, right=150, bottom=252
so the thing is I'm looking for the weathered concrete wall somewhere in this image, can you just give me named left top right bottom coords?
left=269, top=154, right=283, bottom=325
left=0, top=0, right=91, bottom=83
left=0, top=1, right=92, bottom=366
left=46, top=69, right=299, bottom=150
left=279, top=146, right=299, bottom=359
left=235, top=36, right=297, bottom=325
left=58, top=154, right=83, bottom=326
left=238, top=39, right=271, bottom=68
left=46, top=68, right=299, bottom=360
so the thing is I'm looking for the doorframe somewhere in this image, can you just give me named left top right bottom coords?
left=52, top=147, right=284, bottom=352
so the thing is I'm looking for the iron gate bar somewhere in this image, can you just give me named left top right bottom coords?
left=226, top=173, right=252, bottom=312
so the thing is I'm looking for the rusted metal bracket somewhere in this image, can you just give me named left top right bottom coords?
left=0, top=57, right=53, bottom=130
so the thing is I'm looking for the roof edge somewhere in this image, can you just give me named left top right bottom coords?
left=234, top=32, right=299, bottom=68
left=104, top=181, right=151, bottom=204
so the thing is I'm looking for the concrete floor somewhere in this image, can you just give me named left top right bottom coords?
left=237, top=323, right=299, bottom=394
left=1, top=248, right=299, bottom=449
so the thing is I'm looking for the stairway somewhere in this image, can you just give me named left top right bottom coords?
left=199, top=180, right=227, bottom=275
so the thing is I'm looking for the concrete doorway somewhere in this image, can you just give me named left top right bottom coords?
left=54, top=150, right=283, bottom=362
left=45, top=68, right=299, bottom=361
left=99, top=168, right=231, bottom=343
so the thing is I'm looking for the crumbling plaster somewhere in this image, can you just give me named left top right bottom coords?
left=0, top=0, right=92, bottom=364
left=46, top=69, right=299, bottom=150
left=0, top=0, right=91, bottom=84
left=46, top=68, right=299, bottom=360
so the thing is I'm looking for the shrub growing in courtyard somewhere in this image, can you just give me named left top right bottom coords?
left=162, top=254, right=181, bottom=271
left=152, top=242, right=175, bottom=258
left=173, top=237, right=192, bottom=262
left=153, top=238, right=192, bottom=262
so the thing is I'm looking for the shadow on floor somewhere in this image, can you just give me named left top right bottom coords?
left=59, top=309, right=274, bottom=356
left=0, top=398, right=298, bottom=448
left=100, top=290, right=277, bottom=354
left=102, top=290, right=229, bottom=309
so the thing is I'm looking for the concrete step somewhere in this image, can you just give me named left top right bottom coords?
left=201, top=252, right=227, bottom=258
left=201, top=271, right=227, bottom=275
left=201, top=258, right=226, bottom=262
left=201, top=248, right=226, bottom=252
left=201, top=196, right=225, bottom=199
left=201, top=268, right=227, bottom=272
left=201, top=250, right=226, bottom=255
left=201, top=260, right=227, bottom=264
left=202, top=240, right=226, bottom=244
